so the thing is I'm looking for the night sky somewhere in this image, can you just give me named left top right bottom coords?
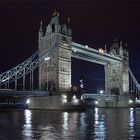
left=0, top=1, right=140, bottom=92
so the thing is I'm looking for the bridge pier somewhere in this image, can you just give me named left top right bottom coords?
left=28, top=95, right=87, bottom=110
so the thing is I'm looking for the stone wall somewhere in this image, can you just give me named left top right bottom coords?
left=38, top=13, right=72, bottom=93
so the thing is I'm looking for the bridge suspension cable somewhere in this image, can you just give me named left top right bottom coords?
left=0, top=46, right=55, bottom=90
left=129, top=67, right=140, bottom=94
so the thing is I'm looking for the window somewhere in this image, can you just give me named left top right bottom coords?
left=47, top=67, right=50, bottom=72
left=62, top=36, right=67, bottom=41
left=52, top=24, right=55, bottom=33
left=112, top=78, right=116, bottom=82
left=113, top=69, right=115, bottom=73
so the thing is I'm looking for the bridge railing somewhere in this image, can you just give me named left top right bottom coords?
left=81, top=93, right=118, bottom=102
left=0, top=51, right=38, bottom=83
left=0, top=90, right=49, bottom=96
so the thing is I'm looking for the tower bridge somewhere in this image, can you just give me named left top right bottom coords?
left=0, top=11, right=139, bottom=109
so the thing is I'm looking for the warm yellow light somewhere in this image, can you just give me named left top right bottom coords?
left=99, top=48, right=104, bottom=54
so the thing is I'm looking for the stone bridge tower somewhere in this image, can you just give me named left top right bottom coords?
left=105, top=39, right=129, bottom=95
left=38, top=11, right=72, bottom=94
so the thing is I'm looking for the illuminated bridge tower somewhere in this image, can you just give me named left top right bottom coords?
left=105, top=39, right=129, bottom=95
left=38, top=12, right=72, bottom=93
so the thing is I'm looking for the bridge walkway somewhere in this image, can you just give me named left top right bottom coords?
left=0, top=90, right=49, bottom=97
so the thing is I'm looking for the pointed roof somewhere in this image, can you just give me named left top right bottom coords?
left=50, top=9, right=60, bottom=25
left=39, top=20, right=43, bottom=31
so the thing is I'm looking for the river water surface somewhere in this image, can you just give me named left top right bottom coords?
left=0, top=108, right=140, bottom=140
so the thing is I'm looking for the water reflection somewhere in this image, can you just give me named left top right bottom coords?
left=22, top=109, right=136, bottom=140
left=62, top=111, right=87, bottom=139
left=22, top=109, right=32, bottom=139
left=1, top=108, right=140, bottom=140
left=63, top=112, right=68, bottom=130
left=80, top=112, right=86, bottom=129
left=129, top=108, right=135, bottom=139
left=94, top=108, right=106, bottom=140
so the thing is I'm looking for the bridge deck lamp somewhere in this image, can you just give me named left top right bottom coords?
left=62, top=95, right=67, bottom=103
left=26, top=99, right=30, bottom=104
left=85, top=45, right=88, bottom=48
left=73, top=95, right=77, bottom=100
left=62, top=95, right=67, bottom=99
left=95, top=100, right=99, bottom=105
left=135, top=98, right=140, bottom=103
left=44, top=57, right=50, bottom=61
left=99, top=90, right=104, bottom=94
left=129, top=99, right=133, bottom=104
left=99, top=48, right=104, bottom=54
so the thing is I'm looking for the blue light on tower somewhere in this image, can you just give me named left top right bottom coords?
left=79, top=75, right=85, bottom=92
left=80, top=79, right=84, bottom=89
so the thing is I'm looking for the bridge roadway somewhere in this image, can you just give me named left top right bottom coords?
left=72, top=42, right=122, bottom=65
left=0, top=90, right=49, bottom=97
left=81, top=93, right=118, bottom=102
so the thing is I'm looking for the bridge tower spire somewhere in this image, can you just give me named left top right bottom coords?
left=38, top=20, right=43, bottom=39
left=38, top=12, right=72, bottom=94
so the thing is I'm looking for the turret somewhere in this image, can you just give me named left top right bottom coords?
left=44, top=10, right=72, bottom=37
left=67, top=17, right=72, bottom=37
left=124, top=43, right=129, bottom=57
left=38, top=21, right=43, bottom=39
left=104, top=45, right=107, bottom=53
left=109, top=38, right=120, bottom=56
left=119, top=41, right=123, bottom=57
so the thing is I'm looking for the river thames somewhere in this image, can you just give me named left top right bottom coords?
left=0, top=108, right=140, bottom=140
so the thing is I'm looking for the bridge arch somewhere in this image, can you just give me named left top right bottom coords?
left=110, top=87, right=120, bottom=95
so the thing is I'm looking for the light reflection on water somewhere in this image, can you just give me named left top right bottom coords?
left=94, top=108, right=106, bottom=140
left=0, top=108, right=140, bottom=140
left=129, top=108, right=135, bottom=139
left=63, top=112, right=68, bottom=130
left=22, top=110, right=32, bottom=139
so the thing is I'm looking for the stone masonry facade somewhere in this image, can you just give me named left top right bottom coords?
left=38, top=12, right=129, bottom=95
left=38, top=12, right=72, bottom=94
